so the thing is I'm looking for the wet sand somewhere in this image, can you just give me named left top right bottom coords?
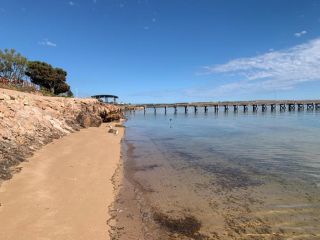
left=0, top=123, right=124, bottom=240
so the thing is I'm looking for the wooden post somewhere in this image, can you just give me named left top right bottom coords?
left=298, top=104, right=304, bottom=111
left=224, top=105, right=228, bottom=111
left=185, top=106, right=188, bottom=113
left=194, top=106, right=197, bottom=113
left=280, top=104, right=286, bottom=111
left=204, top=106, right=208, bottom=113
left=262, top=104, right=267, bottom=112
left=289, top=104, right=295, bottom=111
left=307, top=103, right=314, bottom=111
left=253, top=105, right=258, bottom=112
left=214, top=105, right=219, bottom=112
left=271, top=104, right=276, bottom=111
left=154, top=107, right=157, bottom=114
left=174, top=106, right=177, bottom=114
left=164, top=106, right=167, bottom=114
left=243, top=105, right=248, bottom=112
left=233, top=105, right=238, bottom=112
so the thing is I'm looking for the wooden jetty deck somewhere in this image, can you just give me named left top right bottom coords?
left=134, top=100, right=320, bottom=113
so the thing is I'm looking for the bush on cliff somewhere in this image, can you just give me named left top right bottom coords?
left=0, top=48, right=28, bottom=80
left=26, top=61, right=71, bottom=95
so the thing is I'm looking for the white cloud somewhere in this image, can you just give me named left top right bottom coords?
left=294, top=30, right=307, bottom=37
left=202, top=38, right=320, bottom=94
left=38, top=39, right=57, bottom=47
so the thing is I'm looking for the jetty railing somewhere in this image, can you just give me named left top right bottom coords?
left=133, top=100, right=320, bottom=114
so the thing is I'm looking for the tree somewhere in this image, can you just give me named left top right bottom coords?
left=26, top=61, right=71, bottom=95
left=0, top=48, right=28, bottom=80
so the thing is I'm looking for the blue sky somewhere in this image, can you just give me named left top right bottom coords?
left=1, top=0, right=320, bottom=103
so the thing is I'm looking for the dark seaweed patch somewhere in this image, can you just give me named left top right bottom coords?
left=203, top=163, right=262, bottom=189
left=153, top=211, right=204, bottom=238
left=134, top=164, right=160, bottom=172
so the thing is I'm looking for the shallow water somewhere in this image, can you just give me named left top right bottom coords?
left=110, top=108, right=320, bottom=240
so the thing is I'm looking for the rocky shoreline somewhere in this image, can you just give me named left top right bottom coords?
left=0, top=88, right=123, bottom=181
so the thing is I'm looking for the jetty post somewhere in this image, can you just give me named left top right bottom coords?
left=288, top=104, right=295, bottom=111
left=307, top=103, right=314, bottom=111
left=298, top=104, right=304, bottom=111
left=233, top=105, right=238, bottom=112
left=194, top=106, right=198, bottom=113
left=243, top=105, right=248, bottom=112
left=253, top=104, right=258, bottom=112
left=262, top=104, right=267, bottom=112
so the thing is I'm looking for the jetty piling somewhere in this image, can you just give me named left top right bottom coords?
left=253, top=105, right=258, bottom=112
left=262, top=104, right=267, bottom=112
left=243, top=105, right=248, bottom=112
left=233, top=105, right=238, bottom=112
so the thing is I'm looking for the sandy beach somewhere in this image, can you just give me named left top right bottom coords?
left=0, top=123, right=123, bottom=240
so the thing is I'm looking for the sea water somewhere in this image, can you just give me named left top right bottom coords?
left=111, top=108, right=320, bottom=240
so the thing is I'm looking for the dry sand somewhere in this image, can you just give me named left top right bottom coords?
left=0, top=123, right=124, bottom=240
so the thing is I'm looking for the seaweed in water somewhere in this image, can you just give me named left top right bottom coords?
left=134, top=164, right=160, bottom=171
left=153, top=211, right=205, bottom=239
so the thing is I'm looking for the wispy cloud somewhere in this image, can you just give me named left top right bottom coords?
left=69, top=1, right=75, bottom=6
left=202, top=38, right=320, bottom=96
left=294, top=30, right=307, bottom=37
left=38, top=39, right=57, bottom=47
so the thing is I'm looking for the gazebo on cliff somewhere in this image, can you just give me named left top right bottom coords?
left=91, top=94, right=118, bottom=104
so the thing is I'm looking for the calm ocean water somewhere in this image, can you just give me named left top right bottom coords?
left=112, top=108, right=320, bottom=239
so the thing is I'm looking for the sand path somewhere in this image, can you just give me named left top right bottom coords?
left=0, top=124, right=123, bottom=240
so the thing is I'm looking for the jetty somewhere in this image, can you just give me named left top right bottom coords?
left=134, top=100, right=320, bottom=113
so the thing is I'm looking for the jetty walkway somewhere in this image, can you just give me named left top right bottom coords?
left=134, top=100, right=320, bottom=113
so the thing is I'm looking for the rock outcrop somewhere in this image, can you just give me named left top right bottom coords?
left=0, top=88, right=123, bottom=180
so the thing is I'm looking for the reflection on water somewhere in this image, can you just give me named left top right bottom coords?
left=110, top=108, right=320, bottom=240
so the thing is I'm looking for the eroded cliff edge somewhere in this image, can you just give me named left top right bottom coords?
left=0, top=88, right=123, bottom=180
